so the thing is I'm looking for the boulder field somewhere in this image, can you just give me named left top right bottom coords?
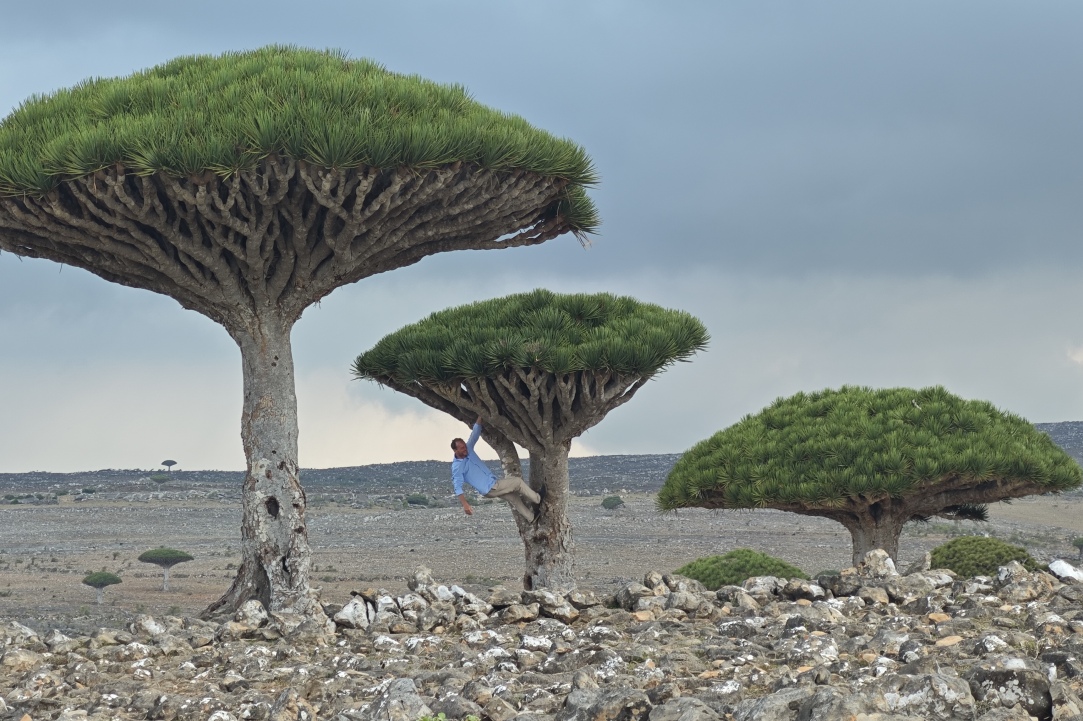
left=2, top=552, right=1083, bottom=721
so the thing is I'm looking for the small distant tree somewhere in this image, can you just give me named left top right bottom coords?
left=138, top=548, right=194, bottom=591
left=161, top=460, right=177, bottom=472
left=659, top=386, right=1082, bottom=566
left=83, top=572, right=121, bottom=604
left=150, top=474, right=171, bottom=485
left=1073, top=537, right=1083, bottom=562
left=601, top=495, right=625, bottom=511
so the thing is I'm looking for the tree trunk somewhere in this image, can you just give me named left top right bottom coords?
left=162, top=567, right=170, bottom=592
left=95, top=588, right=104, bottom=605
left=203, top=315, right=326, bottom=624
left=839, top=507, right=907, bottom=567
left=518, top=443, right=575, bottom=591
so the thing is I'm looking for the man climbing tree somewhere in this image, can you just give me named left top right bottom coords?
left=0, top=46, right=598, bottom=621
left=353, top=290, right=708, bottom=590
left=658, top=385, right=1082, bottom=566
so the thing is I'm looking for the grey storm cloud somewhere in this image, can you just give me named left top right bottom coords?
left=2, top=2, right=1082, bottom=471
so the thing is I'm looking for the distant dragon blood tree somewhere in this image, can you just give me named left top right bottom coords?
left=138, top=547, right=194, bottom=591
left=0, top=46, right=598, bottom=621
left=353, top=290, right=708, bottom=590
left=658, top=386, right=1082, bottom=566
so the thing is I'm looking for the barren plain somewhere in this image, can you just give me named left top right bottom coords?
left=1, top=472, right=1081, bottom=635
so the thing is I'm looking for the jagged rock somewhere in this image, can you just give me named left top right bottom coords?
left=647, top=696, right=720, bottom=721
left=235, top=600, right=270, bottom=627
left=499, top=603, right=539, bottom=624
left=1049, top=559, right=1083, bottom=583
left=567, top=589, right=603, bottom=609
left=741, top=576, right=784, bottom=604
left=558, top=687, right=652, bottom=721
left=781, top=579, right=825, bottom=602
left=616, top=583, right=655, bottom=611
left=1051, top=680, right=1083, bottom=719
left=365, top=678, right=433, bottom=721
left=965, top=656, right=1053, bottom=719
left=334, top=598, right=373, bottom=629
left=732, top=686, right=815, bottom=721
left=0, top=649, right=43, bottom=672
left=975, top=705, right=1036, bottom=721
left=871, top=673, right=976, bottom=720
left=429, top=695, right=484, bottom=720
left=269, top=688, right=316, bottom=721
left=858, top=549, right=899, bottom=578
left=488, top=586, right=525, bottom=608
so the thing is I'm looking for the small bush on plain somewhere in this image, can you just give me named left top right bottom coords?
left=930, top=535, right=1040, bottom=578
left=675, top=549, right=809, bottom=590
left=601, top=495, right=625, bottom=510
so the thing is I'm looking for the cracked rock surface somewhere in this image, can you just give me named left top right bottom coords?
left=3, top=555, right=1083, bottom=721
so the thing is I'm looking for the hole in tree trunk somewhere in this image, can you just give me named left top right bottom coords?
left=265, top=497, right=280, bottom=519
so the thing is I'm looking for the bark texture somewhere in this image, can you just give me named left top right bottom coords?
left=203, top=316, right=324, bottom=620
left=370, top=369, right=651, bottom=589
left=517, top=446, right=575, bottom=591
left=0, top=159, right=576, bottom=617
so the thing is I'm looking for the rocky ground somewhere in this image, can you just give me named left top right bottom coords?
left=2, top=471, right=1083, bottom=720
left=2, top=555, right=1083, bottom=721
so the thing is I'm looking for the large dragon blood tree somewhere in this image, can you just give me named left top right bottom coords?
left=352, top=290, right=709, bottom=590
left=658, top=385, right=1082, bottom=566
left=0, top=46, right=598, bottom=620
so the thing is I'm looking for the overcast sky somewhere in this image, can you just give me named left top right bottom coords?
left=2, top=2, right=1082, bottom=472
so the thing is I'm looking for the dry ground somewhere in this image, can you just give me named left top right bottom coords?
left=1, top=492, right=1081, bottom=634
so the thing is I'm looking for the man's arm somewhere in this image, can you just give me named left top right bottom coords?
left=465, top=417, right=483, bottom=452
left=452, top=463, right=472, bottom=515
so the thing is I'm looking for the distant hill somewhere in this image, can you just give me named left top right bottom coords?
left=1, top=420, right=1080, bottom=501
left=1035, top=421, right=1083, bottom=463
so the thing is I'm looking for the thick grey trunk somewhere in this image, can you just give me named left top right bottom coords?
left=95, top=588, right=104, bottom=605
left=841, top=509, right=906, bottom=567
left=518, top=444, right=575, bottom=591
left=162, top=567, right=170, bottom=592
left=203, top=315, right=326, bottom=623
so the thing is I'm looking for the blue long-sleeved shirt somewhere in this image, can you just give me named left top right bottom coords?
left=452, top=423, right=496, bottom=496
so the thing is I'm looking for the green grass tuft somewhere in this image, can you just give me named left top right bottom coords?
left=930, top=535, right=1039, bottom=578
left=676, top=549, right=808, bottom=590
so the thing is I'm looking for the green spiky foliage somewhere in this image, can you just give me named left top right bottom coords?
left=659, top=386, right=1082, bottom=565
left=601, top=495, right=625, bottom=510
left=0, top=45, right=597, bottom=233
left=675, top=549, right=808, bottom=590
left=137, top=548, right=194, bottom=568
left=930, top=536, right=1039, bottom=578
left=353, top=289, right=708, bottom=450
left=82, top=571, right=122, bottom=589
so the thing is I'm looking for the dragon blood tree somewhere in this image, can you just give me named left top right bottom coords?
left=353, top=290, right=708, bottom=590
left=658, top=385, right=1082, bottom=566
left=0, top=47, right=598, bottom=620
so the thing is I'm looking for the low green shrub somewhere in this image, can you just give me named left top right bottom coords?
left=930, top=535, right=1039, bottom=578
left=601, top=495, right=625, bottom=510
left=675, top=549, right=809, bottom=590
